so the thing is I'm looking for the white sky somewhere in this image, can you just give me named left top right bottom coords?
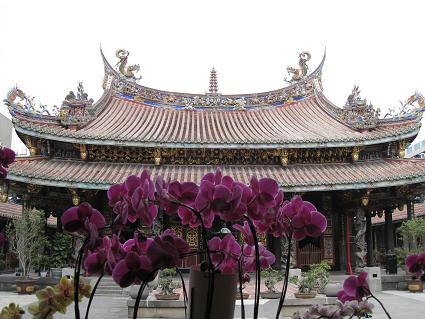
left=1, top=0, right=425, bottom=151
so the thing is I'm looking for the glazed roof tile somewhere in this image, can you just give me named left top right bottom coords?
left=11, top=95, right=420, bottom=148
left=8, top=157, right=425, bottom=192
left=0, top=201, right=57, bottom=226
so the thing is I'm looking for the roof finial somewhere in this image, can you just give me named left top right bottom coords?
left=209, top=67, right=219, bottom=94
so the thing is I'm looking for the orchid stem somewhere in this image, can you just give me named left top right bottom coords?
left=133, top=280, right=149, bottom=319
left=275, top=236, right=292, bottom=319
left=74, top=237, right=88, bottom=319
left=175, top=267, right=188, bottom=319
left=238, top=260, right=246, bottom=319
left=370, top=293, right=392, bottom=319
left=85, top=272, right=104, bottom=319
left=244, top=216, right=260, bottom=319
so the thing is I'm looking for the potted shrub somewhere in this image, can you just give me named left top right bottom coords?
left=310, top=261, right=331, bottom=293
left=290, top=269, right=318, bottom=298
left=48, top=233, right=73, bottom=279
left=155, top=268, right=181, bottom=300
left=260, top=267, right=283, bottom=299
left=6, top=209, right=47, bottom=294
left=405, top=252, right=425, bottom=293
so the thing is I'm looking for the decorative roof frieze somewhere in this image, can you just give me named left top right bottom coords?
left=101, top=48, right=324, bottom=110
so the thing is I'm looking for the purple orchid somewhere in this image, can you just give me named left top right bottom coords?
left=242, top=244, right=276, bottom=272
left=208, top=234, right=241, bottom=274
left=61, top=202, right=106, bottom=236
left=337, top=272, right=370, bottom=303
left=247, top=176, right=280, bottom=220
left=405, top=253, right=425, bottom=275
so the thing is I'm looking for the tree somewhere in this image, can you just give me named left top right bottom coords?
left=6, top=209, right=47, bottom=277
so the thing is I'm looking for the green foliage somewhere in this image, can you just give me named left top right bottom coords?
left=6, top=209, right=47, bottom=277
left=261, top=267, right=283, bottom=292
left=158, top=268, right=181, bottom=295
left=289, top=261, right=330, bottom=293
left=49, top=233, right=73, bottom=268
left=396, top=218, right=425, bottom=266
left=0, top=251, right=5, bottom=271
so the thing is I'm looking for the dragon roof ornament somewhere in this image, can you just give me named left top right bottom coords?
left=101, top=48, right=325, bottom=110
left=4, top=86, right=59, bottom=117
left=57, top=82, right=95, bottom=128
left=115, top=49, right=141, bottom=82
left=285, top=51, right=311, bottom=83
left=383, top=91, right=425, bottom=120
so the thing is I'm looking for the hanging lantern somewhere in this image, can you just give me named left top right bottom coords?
left=361, top=195, right=369, bottom=207
left=377, top=210, right=384, bottom=218
left=398, top=203, right=405, bottom=211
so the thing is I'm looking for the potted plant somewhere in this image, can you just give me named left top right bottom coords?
left=260, top=267, right=283, bottom=299
left=155, top=268, right=181, bottom=300
left=34, top=255, right=50, bottom=277
left=405, top=252, right=425, bottom=293
left=310, top=261, right=331, bottom=293
left=48, top=233, right=73, bottom=279
left=6, top=209, right=47, bottom=294
left=290, top=269, right=318, bottom=298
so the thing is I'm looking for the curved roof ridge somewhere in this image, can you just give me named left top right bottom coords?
left=100, top=47, right=326, bottom=104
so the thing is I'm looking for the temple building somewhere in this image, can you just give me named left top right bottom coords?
left=3, top=49, right=425, bottom=273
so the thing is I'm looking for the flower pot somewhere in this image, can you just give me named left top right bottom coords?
left=189, top=266, right=238, bottom=319
left=407, top=279, right=424, bottom=293
left=155, top=292, right=180, bottom=300
left=324, top=282, right=343, bottom=297
left=260, top=291, right=281, bottom=299
left=294, top=292, right=317, bottom=299
left=50, top=268, right=62, bottom=279
left=15, top=278, right=36, bottom=294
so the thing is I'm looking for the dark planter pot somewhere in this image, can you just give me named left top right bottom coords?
left=16, top=278, right=36, bottom=294
left=50, top=268, right=62, bottom=279
left=294, top=292, right=317, bottom=299
left=407, top=279, right=424, bottom=293
left=260, top=291, right=281, bottom=299
left=155, top=293, right=180, bottom=300
left=189, top=266, right=238, bottom=319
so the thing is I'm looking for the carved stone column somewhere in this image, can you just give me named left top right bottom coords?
left=366, top=212, right=373, bottom=266
left=354, top=206, right=367, bottom=272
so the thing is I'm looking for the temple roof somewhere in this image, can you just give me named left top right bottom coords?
left=0, top=201, right=57, bottom=226
left=5, top=50, right=422, bottom=149
left=8, top=157, right=425, bottom=192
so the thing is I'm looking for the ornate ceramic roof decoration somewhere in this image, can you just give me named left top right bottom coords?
left=285, top=52, right=311, bottom=83
left=102, top=48, right=321, bottom=110
left=115, top=49, right=141, bottom=82
left=57, top=82, right=95, bottom=128
left=4, top=86, right=58, bottom=116
left=383, top=91, right=425, bottom=119
left=339, top=85, right=380, bottom=130
left=209, top=67, right=219, bottom=94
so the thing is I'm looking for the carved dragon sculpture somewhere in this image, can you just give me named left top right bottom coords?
left=355, top=208, right=367, bottom=270
left=285, top=51, right=311, bottom=83
left=115, top=49, right=141, bottom=81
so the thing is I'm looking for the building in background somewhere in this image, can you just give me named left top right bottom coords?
left=2, top=49, right=425, bottom=273
left=0, top=113, right=12, bottom=148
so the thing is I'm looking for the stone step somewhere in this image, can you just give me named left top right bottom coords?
left=94, top=289, right=125, bottom=296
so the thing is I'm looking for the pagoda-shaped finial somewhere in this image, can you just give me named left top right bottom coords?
left=209, top=67, right=219, bottom=94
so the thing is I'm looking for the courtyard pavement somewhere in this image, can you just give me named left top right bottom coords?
left=1, top=289, right=425, bottom=318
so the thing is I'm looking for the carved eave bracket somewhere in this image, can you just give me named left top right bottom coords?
left=68, top=188, right=80, bottom=206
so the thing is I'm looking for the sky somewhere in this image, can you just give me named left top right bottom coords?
left=1, top=0, right=425, bottom=152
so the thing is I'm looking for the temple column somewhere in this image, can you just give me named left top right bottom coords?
left=384, top=208, right=397, bottom=274
left=407, top=198, right=414, bottom=220
left=366, top=212, right=373, bottom=266
left=354, top=206, right=367, bottom=271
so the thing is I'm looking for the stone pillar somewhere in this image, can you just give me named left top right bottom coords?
left=384, top=208, right=397, bottom=274
left=354, top=206, right=367, bottom=271
left=366, top=212, right=373, bottom=266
